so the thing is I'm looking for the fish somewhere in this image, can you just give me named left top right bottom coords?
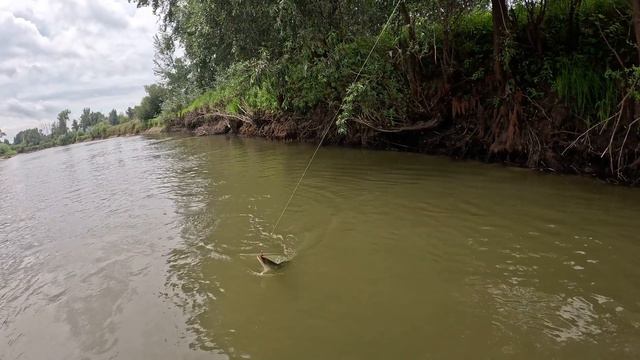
left=257, top=253, right=289, bottom=273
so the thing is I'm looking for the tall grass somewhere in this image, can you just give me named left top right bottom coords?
left=106, top=120, right=144, bottom=137
left=179, top=59, right=279, bottom=117
left=554, top=58, right=618, bottom=125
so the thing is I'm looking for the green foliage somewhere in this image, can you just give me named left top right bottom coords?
left=554, top=57, right=619, bottom=124
left=75, top=131, right=91, bottom=143
left=106, top=120, right=144, bottom=136
left=56, top=132, right=77, bottom=146
left=79, top=108, right=107, bottom=131
left=88, top=121, right=109, bottom=139
left=126, top=107, right=135, bottom=120
left=333, top=35, right=409, bottom=133
left=180, top=58, right=279, bottom=116
left=135, top=84, right=167, bottom=123
left=136, top=0, right=638, bottom=133
left=9, top=107, right=148, bottom=154
left=108, top=109, right=119, bottom=126
left=14, top=128, right=45, bottom=146
left=55, top=109, right=70, bottom=136
left=0, top=142, right=16, bottom=157
left=79, top=108, right=91, bottom=130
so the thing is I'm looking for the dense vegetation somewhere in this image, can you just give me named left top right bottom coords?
left=128, top=0, right=640, bottom=183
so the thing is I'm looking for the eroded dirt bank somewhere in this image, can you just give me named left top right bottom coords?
left=167, top=103, right=640, bottom=185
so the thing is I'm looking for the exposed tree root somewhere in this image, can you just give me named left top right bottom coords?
left=170, top=92, right=640, bottom=185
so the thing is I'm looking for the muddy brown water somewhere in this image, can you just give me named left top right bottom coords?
left=1, top=135, right=639, bottom=359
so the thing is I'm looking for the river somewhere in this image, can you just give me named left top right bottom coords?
left=1, top=135, right=639, bottom=359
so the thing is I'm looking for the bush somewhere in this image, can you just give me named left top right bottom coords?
left=0, top=142, right=15, bottom=157
left=56, top=132, right=77, bottom=146
left=179, top=58, right=279, bottom=116
left=76, top=132, right=91, bottom=142
left=89, top=121, right=109, bottom=139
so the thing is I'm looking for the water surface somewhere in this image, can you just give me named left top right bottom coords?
left=1, top=136, right=639, bottom=359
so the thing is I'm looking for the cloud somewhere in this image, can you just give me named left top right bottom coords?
left=0, top=0, right=159, bottom=141
left=86, top=0, right=130, bottom=29
left=0, top=11, right=53, bottom=58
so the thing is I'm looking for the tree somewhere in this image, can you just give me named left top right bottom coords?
left=80, top=108, right=91, bottom=131
left=14, top=128, right=45, bottom=146
left=90, top=111, right=106, bottom=127
left=71, top=119, right=80, bottom=132
left=135, top=84, right=167, bottom=122
left=79, top=108, right=107, bottom=130
left=566, top=0, right=582, bottom=52
left=50, top=121, right=58, bottom=137
left=520, top=0, right=547, bottom=56
left=491, top=0, right=510, bottom=85
left=0, top=128, right=6, bottom=140
left=153, top=33, right=197, bottom=112
left=56, top=109, right=70, bottom=136
left=108, top=109, right=119, bottom=126
left=126, top=107, right=135, bottom=120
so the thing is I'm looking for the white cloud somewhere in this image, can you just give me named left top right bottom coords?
left=0, top=0, right=159, bottom=141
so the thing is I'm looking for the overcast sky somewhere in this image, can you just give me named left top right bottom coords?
left=0, top=0, right=158, bottom=141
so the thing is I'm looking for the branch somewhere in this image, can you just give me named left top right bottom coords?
left=597, top=22, right=625, bottom=68
left=195, top=111, right=254, bottom=125
left=563, top=88, right=633, bottom=155
left=561, top=117, right=609, bottom=155
left=616, top=116, right=640, bottom=174
left=351, top=118, right=440, bottom=133
left=523, top=93, right=552, bottom=122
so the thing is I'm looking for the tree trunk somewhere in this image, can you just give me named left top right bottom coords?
left=491, top=0, right=509, bottom=85
left=632, top=0, right=640, bottom=64
left=525, top=0, right=546, bottom=56
left=399, top=2, right=423, bottom=99
left=442, top=27, right=451, bottom=85
left=566, top=0, right=582, bottom=52
left=631, top=0, right=640, bottom=138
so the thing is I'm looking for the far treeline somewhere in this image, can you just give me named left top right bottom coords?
left=4, top=0, right=640, bottom=183
left=0, top=84, right=167, bottom=157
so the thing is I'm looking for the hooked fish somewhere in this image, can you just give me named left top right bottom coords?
left=257, top=253, right=289, bottom=273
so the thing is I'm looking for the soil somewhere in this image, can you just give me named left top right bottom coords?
left=167, top=101, right=640, bottom=185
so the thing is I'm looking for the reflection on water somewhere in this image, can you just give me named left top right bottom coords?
left=1, top=135, right=640, bottom=359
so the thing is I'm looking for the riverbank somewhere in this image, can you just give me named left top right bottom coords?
left=167, top=104, right=640, bottom=185
left=137, top=0, right=640, bottom=186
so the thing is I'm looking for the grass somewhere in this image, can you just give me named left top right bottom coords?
left=178, top=59, right=280, bottom=117
left=106, top=120, right=144, bottom=137
left=554, top=57, right=618, bottom=125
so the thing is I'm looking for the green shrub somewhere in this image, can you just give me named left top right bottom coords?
left=56, top=132, right=77, bottom=146
left=0, top=142, right=15, bottom=157
left=89, top=121, right=109, bottom=139
left=179, top=57, right=279, bottom=116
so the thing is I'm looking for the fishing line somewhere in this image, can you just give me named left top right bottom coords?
left=271, top=0, right=403, bottom=234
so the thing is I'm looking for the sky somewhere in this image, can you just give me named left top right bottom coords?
left=0, top=0, right=158, bottom=141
